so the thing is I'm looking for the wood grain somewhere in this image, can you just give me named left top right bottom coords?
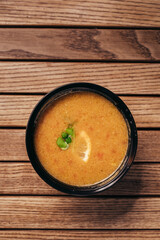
left=0, top=162, right=160, bottom=196
left=0, top=230, right=159, bottom=240
left=0, top=29, right=159, bottom=60
left=0, top=95, right=159, bottom=127
left=0, top=196, right=160, bottom=229
left=0, top=130, right=26, bottom=161
left=0, top=62, right=160, bottom=94
left=0, top=0, right=160, bottom=27
left=122, top=96, right=160, bottom=128
left=0, top=130, right=159, bottom=162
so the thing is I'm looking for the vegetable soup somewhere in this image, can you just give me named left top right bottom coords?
left=34, top=92, right=128, bottom=186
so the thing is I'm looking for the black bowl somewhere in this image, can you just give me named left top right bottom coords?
left=26, top=83, right=137, bottom=196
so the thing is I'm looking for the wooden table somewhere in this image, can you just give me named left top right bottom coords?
left=0, top=1, right=160, bottom=239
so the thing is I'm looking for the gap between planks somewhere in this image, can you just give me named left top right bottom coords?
left=0, top=25, right=160, bottom=29
left=0, top=58, right=160, bottom=61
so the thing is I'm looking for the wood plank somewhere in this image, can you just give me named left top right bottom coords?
left=0, top=162, right=160, bottom=195
left=0, top=196, right=159, bottom=229
left=0, top=130, right=26, bottom=161
left=122, top=96, right=160, bottom=128
left=0, top=230, right=160, bottom=240
left=0, top=29, right=159, bottom=60
left=136, top=131, right=160, bottom=162
left=0, top=96, right=159, bottom=127
left=0, top=0, right=160, bottom=27
left=0, top=62, right=160, bottom=94
left=0, top=130, right=159, bottom=163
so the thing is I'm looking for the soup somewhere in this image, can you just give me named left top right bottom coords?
left=34, top=92, right=128, bottom=186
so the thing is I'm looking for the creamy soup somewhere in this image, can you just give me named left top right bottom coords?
left=34, top=92, right=128, bottom=186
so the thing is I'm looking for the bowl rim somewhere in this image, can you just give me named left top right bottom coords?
left=26, top=82, right=138, bottom=196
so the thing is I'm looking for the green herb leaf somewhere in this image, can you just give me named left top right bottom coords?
left=61, top=132, right=68, bottom=139
left=65, top=137, right=72, bottom=144
left=56, top=137, right=68, bottom=150
left=66, top=128, right=74, bottom=136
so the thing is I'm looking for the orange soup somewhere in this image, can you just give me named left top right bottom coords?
left=34, top=92, right=128, bottom=186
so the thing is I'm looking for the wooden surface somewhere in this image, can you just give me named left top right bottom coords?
left=0, top=29, right=159, bottom=60
left=0, top=0, right=160, bottom=27
left=0, top=62, right=159, bottom=94
left=0, top=230, right=160, bottom=240
left=0, top=197, right=160, bottom=229
left=0, top=1, right=160, bottom=239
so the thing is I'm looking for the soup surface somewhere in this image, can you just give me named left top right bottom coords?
left=34, top=91, right=128, bottom=186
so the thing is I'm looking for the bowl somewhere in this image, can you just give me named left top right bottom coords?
left=26, top=82, right=137, bottom=195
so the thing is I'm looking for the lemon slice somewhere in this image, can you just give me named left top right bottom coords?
left=73, top=130, right=91, bottom=162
